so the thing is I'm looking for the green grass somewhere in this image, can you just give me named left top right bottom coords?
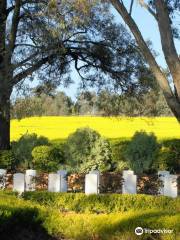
left=0, top=191, right=179, bottom=240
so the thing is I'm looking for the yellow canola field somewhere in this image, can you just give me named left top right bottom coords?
left=11, top=116, right=180, bottom=141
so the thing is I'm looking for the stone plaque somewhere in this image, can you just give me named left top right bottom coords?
left=0, top=169, right=6, bottom=190
left=85, top=173, right=99, bottom=194
left=122, top=170, right=137, bottom=194
left=25, top=169, right=36, bottom=191
left=48, top=173, right=61, bottom=192
left=13, top=173, right=25, bottom=193
left=57, top=170, right=67, bottom=192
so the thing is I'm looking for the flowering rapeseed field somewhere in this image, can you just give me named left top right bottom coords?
left=11, top=116, right=180, bottom=141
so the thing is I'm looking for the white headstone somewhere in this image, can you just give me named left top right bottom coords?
left=57, top=170, right=67, bottom=192
left=25, top=170, right=36, bottom=191
left=13, top=173, right=25, bottom=193
left=158, top=171, right=170, bottom=195
left=0, top=169, right=6, bottom=189
left=122, top=170, right=137, bottom=194
left=85, top=173, right=99, bottom=194
left=48, top=173, right=61, bottom=192
left=158, top=171, right=177, bottom=198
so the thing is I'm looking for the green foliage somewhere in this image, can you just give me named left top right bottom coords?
left=11, top=133, right=49, bottom=170
left=24, top=191, right=180, bottom=214
left=125, top=131, right=159, bottom=174
left=64, top=128, right=112, bottom=173
left=0, top=191, right=179, bottom=240
left=155, top=139, right=180, bottom=173
left=32, top=145, right=64, bottom=172
left=111, top=140, right=129, bottom=171
left=0, top=150, right=15, bottom=170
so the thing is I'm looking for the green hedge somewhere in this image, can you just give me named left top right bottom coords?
left=0, top=191, right=179, bottom=240
left=23, top=191, right=180, bottom=214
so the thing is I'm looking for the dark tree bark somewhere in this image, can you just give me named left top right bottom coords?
left=0, top=81, right=12, bottom=150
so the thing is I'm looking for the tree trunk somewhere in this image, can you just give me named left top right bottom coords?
left=110, top=0, right=180, bottom=121
left=0, top=82, right=12, bottom=150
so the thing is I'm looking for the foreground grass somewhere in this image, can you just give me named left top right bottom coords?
left=0, top=191, right=179, bottom=240
left=11, top=116, right=180, bottom=141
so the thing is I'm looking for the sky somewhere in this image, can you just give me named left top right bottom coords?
left=58, top=1, right=180, bottom=100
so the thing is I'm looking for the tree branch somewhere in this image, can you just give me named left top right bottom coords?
left=155, top=0, right=180, bottom=98
left=12, top=54, right=55, bottom=85
left=8, top=0, right=21, bottom=56
left=109, top=0, right=180, bottom=118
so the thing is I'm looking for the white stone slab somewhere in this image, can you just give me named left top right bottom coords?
left=85, top=173, right=99, bottom=194
left=57, top=170, right=67, bottom=192
left=0, top=169, right=6, bottom=189
left=158, top=171, right=177, bottom=198
left=164, top=175, right=177, bottom=198
left=25, top=170, right=36, bottom=191
left=13, top=173, right=25, bottom=193
left=158, top=171, right=170, bottom=195
left=122, top=171, right=137, bottom=194
left=48, top=173, right=61, bottom=192
left=0, top=169, right=7, bottom=175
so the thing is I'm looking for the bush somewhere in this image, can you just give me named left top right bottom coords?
left=32, top=145, right=64, bottom=172
left=125, top=131, right=159, bottom=174
left=64, top=128, right=112, bottom=173
left=156, top=139, right=180, bottom=173
left=11, top=133, right=49, bottom=170
left=24, top=191, right=179, bottom=214
left=0, top=150, right=15, bottom=170
left=110, top=140, right=130, bottom=171
left=1, top=191, right=179, bottom=240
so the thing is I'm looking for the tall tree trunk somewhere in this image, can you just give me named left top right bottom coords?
left=0, top=88, right=11, bottom=150
left=110, top=0, right=180, bottom=121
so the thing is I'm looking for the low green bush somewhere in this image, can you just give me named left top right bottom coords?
left=0, top=191, right=179, bottom=240
left=23, top=191, right=180, bottom=214
left=11, top=133, right=49, bottom=170
left=32, top=145, right=65, bottom=172
left=156, top=139, right=180, bottom=173
left=64, top=128, right=112, bottom=173
left=125, top=131, right=159, bottom=174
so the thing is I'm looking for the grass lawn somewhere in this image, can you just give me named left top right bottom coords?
left=0, top=191, right=179, bottom=240
left=11, top=116, right=180, bottom=141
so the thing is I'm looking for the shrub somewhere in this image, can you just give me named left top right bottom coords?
left=156, top=139, right=180, bottom=173
left=23, top=191, right=180, bottom=214
left=110, top=140, right=130, bottom=171
left=0, top=150, right=15, bottom=170
left=64, top=128, right=112, bottom=173
left=124, top=131, right=159, bottom=174
left=32, top=145, right=64, bottom=172
left=11, top=133, right=49, bottom=170
left=1, top=191, right=179, bottom=240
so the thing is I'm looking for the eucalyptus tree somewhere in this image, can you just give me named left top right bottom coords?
left=0, top=0, right=150, bottom=149
left=110, top=0, right=180, bottom=120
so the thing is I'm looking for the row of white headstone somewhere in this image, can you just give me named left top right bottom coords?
left=0, top=169, right=178, bottom=198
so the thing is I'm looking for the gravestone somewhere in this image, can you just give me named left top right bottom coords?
left=25, top=170, right=36, bottom=191
left=13, top=173, right=25, bottom=193
left=48, top=173, right=61, bottom=192
left=122, top=170, right=137, bottom=194
left=0, top=169, right=6, bottom=189
left=158, top=171, right=177, bottom=198
left=57, top=170, right=67, bottom=192
left=85, top=171, right=100, bottom=194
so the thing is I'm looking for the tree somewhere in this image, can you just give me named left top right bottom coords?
left=109, top=0, right=180, bottom=120
left=0, top=0, right=150, bottom=149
